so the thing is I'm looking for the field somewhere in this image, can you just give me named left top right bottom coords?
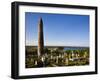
left=25, top=46, right=89, bottom=68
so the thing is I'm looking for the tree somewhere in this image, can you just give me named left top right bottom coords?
left=65, top=50, right=72, bottom=60
left=44, top=47, right=51, bottom=54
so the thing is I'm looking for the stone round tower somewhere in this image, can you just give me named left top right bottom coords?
left=38, top=17, right=44, bottom=57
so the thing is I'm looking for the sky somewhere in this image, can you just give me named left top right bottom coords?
left=25, top=12, right=89, bottom=47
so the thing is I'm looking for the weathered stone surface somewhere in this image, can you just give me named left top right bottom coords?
left=38, top=17, right=44, bottom=57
